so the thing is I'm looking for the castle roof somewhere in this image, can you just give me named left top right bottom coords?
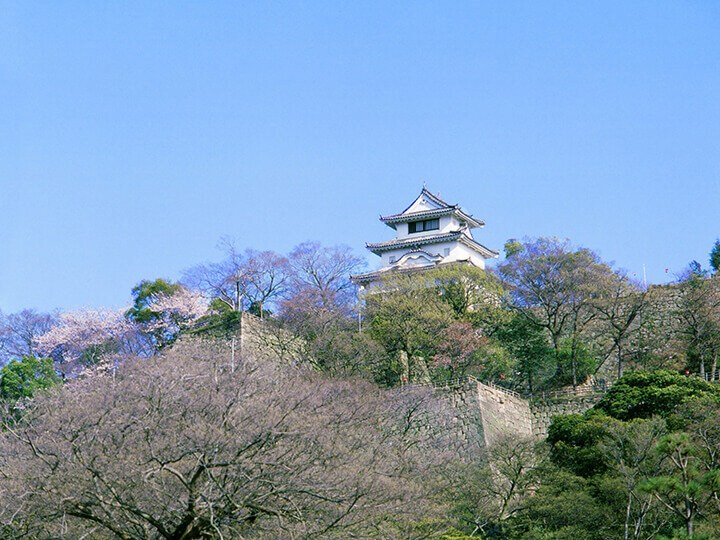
left=380, top=187, right=485, bottom=229
left=366, top=231, right=499, bottom=258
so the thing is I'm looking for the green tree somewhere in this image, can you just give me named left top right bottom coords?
left=495, top=315, right=555, bottom=392
left=504, top=238, right=523, bottom=259
left=125, top=278, right=186, bottom=350
left=710, top=240, right=720, bottom=273
left=595, top=369, right=720, bottom=422
left=640, top=432, right=717, bottom=538
left=432, top=264, right=503, bottom=320
left=496, top=237, right=614, bottom=387
left=547, top=412, right=617, bottom=478
left=598, top=417, right=668, bottom=540
left=521, top=466, right=613, bottom=539
left=126, top=278, right=183, bottom=326
left=366, top=271, right=454, bottom=384
left=0, top=356, right=60, bottom=401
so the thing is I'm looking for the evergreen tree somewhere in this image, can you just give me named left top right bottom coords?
left=710, top=239, right=720, bottom=273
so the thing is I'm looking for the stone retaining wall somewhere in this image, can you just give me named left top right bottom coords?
left=529, top=394, right=604, bottom=438
left=440, top=379, right=604, bottom=446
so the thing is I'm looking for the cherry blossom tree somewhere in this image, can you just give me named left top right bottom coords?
left=432, top=321, right=491, bottom=379
left=145, top=287, right=209, bottom=345
left=35, top=307, right=143, bottom=375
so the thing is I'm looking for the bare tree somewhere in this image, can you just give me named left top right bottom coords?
left=674, top=273, right=720, bottom=379
left=599, top=417, right=668, bottom=540
left=183, top=238, right=289, bottom=317
left=0, top=310, right=57, bottom=365
left=593, top=271, right=648, bottom=379
left=448, top=436, right=543, bottom=536
left=282, top=241, right=363, bottom=324
left=0, top=337, right=459, bottom=539
left=497, top=237, right=615, bottom=387
left=278, top=242, right=365, bottom=369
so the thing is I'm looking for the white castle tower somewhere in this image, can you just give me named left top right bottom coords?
left=351, top=187, right=498, bottom=289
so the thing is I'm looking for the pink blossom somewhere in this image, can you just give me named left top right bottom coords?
left=146, top=288, right=209, bottom=334
left=35, top=307, right=143, bottom=373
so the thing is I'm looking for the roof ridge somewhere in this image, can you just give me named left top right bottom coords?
left=421, top=186, right=454, bottom=208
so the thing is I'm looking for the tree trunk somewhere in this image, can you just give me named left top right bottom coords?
left=571, top=337, right=577, bottom=389
left=551, top=331, right=563, bottom=378
left=399, top=350, right=409, bottom=386
left=624, top=489, right=632, bottom=540
left=413, top=355, right=431, bottom=384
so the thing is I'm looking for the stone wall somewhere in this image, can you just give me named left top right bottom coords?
left=584, top=279, right=718, bottom=383
left=440, top=378, right=603, bottom=446
left=474, top=382, right=534, bottom=445
left=238, top=312, right=306, bottom=364
left=446, top=380, right=487, bottom=452
left=529, top=394, right=604, bottom=438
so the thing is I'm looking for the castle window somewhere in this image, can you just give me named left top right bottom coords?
left=409, top=218, right=440, bottom=234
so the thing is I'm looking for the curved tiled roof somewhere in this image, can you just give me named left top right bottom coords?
left=366, top=232, right=498, bottom=258
left=380, top=207, right=484, bottom=228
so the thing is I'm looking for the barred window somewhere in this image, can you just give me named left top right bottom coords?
left=408, top=219, right=439, bottom=234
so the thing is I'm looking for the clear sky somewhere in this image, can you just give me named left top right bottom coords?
left=1, top=1, right=719, bottom=313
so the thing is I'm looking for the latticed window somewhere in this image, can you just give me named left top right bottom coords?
left=408, top=219, right=439, bottom=233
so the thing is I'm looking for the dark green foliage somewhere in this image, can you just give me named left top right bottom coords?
left=0, top=356, right=60, bottom=401
left=125, top=278, right=183, bottom=325
left=248, top=301, right=271, bottom=318
left=495, top=316, right=555, bottom=392
left=595, top=369, right=720, bottom=421
left=520, top=466, right=613, bottom=539
left=711, top=240, right=720, bottom=273
left=546, top=339, right=596, bottom=389
left=546, top=412, right=617, bottom=477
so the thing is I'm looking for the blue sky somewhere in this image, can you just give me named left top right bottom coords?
left=1, top=1, right=719, bottom=313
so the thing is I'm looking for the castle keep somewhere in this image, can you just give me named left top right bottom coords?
left=351, top=187, right=499, bottom=290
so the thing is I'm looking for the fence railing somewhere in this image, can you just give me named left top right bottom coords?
left=530, top=385, right=607, bottom=401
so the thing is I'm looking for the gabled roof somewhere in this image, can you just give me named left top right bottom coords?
left=401, top=187, right=451, bottom=213
left=366, top=231, right=499, bottom=259
left=380, top=187, right=485, bottom=228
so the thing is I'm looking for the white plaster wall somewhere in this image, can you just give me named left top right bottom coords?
left=448, top=243, right=486, bottom=268
left=396, top=215, right=451, bottom=240
left=440, top=215, right=459, bottom=234
left=379, top=241, right=486, bottom=270
left=381, top=248, right=408, bottom=266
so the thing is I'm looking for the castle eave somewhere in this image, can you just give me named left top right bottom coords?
left=380, top=207, right=484, bottom=228
left=367, top=232, right=461, bottom=254
left=366, top=232, right=499, bottom=259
